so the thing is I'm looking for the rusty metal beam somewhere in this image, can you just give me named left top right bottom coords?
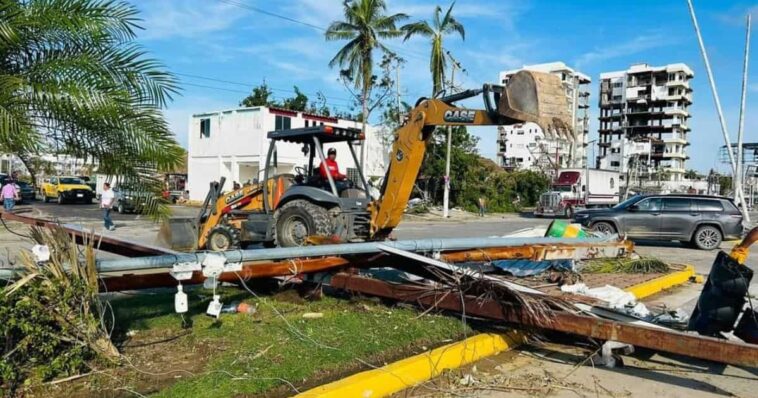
left=329, top=273, right=758, bottom=368
left=1, top=211, right=174, bottom=257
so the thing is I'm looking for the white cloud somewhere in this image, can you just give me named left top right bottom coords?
left=575, top=34, right=675, bottom=67
left=716, top=5, right=758, bottom=27
left=137, top=1, right=244, bottom=40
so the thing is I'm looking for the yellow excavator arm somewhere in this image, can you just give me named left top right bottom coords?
left=369, top=70, right=574, bottom=238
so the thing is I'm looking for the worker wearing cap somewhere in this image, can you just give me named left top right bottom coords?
left=730, top=226, right=758, bottom=265
left=319, top=148, right=347, bottom=191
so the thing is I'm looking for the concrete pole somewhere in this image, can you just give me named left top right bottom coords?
left=686, top=0, right=749, bottom=222
left=442, top=62, right=456, bottom=219
left=737, top=14, right=751, bottom=215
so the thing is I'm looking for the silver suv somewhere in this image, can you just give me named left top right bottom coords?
left=573, top=194, right=744, bottom=250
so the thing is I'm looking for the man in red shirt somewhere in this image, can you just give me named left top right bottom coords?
left=319, top=147, right=346, bottom=180
left=319, top=148, right=347, bottom=190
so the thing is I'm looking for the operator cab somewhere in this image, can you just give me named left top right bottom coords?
left=265, top=125, right=370, bottom=201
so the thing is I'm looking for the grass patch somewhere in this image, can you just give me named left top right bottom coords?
left=41, top=285, right=468, bottom=397
left=580, top=257, right=669, bottom=274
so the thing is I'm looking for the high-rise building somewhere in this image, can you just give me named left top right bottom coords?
left=597, top=63, right=693, bottom=182
left=497, top=62, right=591, bottom=172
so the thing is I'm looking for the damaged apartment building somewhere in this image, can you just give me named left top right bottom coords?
left=497, top=62, right=591, bottom=173
left=597, top=63, right=693, bottom=183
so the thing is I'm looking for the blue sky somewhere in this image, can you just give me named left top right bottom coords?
left=134, top=0, right=758, bottom=174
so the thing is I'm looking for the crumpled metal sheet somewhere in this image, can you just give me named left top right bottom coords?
left=491, top=259, right=573, bottom=277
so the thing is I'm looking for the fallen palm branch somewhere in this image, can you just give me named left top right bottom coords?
left=580, top=257, right=669, bottom=274
left=0, top=226, right=119, bottom=393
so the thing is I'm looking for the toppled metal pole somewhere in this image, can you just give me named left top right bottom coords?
left=93, top=236, right=630, bottom=273
left=329, top=273, right=758, bottom=367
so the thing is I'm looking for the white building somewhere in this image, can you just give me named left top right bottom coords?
left=497, top=62, right=591, bottom=171
left=597, top=63, right=693, bottom=182
left=495, top=122, right=564, bottom=171
left=187, top=106, right=387, bottom=201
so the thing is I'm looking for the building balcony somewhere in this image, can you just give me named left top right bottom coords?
left=664, top=136, right=688, bottom=145
left=664, top=108, right=688, bottom=117
left=664, top=93, right=693, bottom=103
left=666, top=79, right=690, bottom=88
left=664, top=152, right=688, bottom=159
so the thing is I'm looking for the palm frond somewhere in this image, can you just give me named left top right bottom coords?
left=401, top=21, right=434, bottom=41
left=0, top=0, right=182, bottom=218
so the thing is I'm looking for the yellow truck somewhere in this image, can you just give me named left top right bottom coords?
left=40, top=176, right=95, bottom=204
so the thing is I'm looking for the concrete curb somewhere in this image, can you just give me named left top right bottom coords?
left=625, top=264, right=697, bottom=300
left=296, top=267, right=696, bottom=398
left=293, top=331, right=525, bottom=398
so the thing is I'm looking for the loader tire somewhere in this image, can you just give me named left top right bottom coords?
left=274, top=199, right=333, bottom=247
left=207, top=225, right=240, bottom=252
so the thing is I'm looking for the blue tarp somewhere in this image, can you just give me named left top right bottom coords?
left=491, top=259, right=573, bottom=277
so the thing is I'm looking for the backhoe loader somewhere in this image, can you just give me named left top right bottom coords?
left=161, top=70, right=573, bottom=251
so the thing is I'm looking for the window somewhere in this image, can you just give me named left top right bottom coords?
left=612, top=82, right=623, bottom=88
left=610, top=178, right=615, bottom=189
left=662, top=198, right=692, bottom=211
left=610, top=161, right=620, bottom=167
left=200, top=118, right=211, bottom=138
left=635, top=198, right=661, bottom=211
left=612, top=95, right=622, bottom=101
left=694, top=199, right=723, bottom=212
left=275, top=115, right=291, bottom=131
left=50, top=177, right=57, bottom=184
left=305, top=120, right=310, bottom=127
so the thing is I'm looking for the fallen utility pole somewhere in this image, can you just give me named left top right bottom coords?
left=92, top=236, right=631, bottom=274
left=329, top=273, right=758, bottom=368
left=99, top=257, right=350, bottom=291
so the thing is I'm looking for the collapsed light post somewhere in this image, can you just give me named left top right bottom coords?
left=686, top=0, right=750, bottom=222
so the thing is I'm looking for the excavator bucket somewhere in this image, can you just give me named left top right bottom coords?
left=157, top=217, right=198, bottom=252
left=498, top=70, right=573, bottom=139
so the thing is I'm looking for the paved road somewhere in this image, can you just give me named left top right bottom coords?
left=7, top=201, right=758, bottom=279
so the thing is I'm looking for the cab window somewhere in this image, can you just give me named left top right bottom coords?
left=50, top=177, right=57, bottom=184
left=635, top=198, right=661, bottom=211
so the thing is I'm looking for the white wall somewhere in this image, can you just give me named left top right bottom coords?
left=187, top=107, right=388, bottom=201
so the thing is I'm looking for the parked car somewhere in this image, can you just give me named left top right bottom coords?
left=114, top=186, right=150, bottom=214
left=0, top=175, right=34, bottom=203
left=15, top=181, right=35, bottom=203
left=40, top=176, right=95, bottom=204
left=573, top=194, right=744, bottom=250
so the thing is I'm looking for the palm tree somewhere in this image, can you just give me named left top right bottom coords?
left=325, top=0, right=407, bottom=170
left=402, top=2, right=465, bottom=96
left=0, top=0, right=182, bottom=217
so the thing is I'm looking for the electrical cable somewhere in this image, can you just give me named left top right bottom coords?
left=182, top=82, right=355, bottom=110
left=175, top=72, right=356, bottom=103
left=215, top=0, right=428, bottom=61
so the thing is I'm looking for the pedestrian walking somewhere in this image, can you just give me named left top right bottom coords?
left=101, top=182, right=115, bottom=230
left=478, top=196, right=487, bottom=217
left=1, top=179, right=19, bottom=212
